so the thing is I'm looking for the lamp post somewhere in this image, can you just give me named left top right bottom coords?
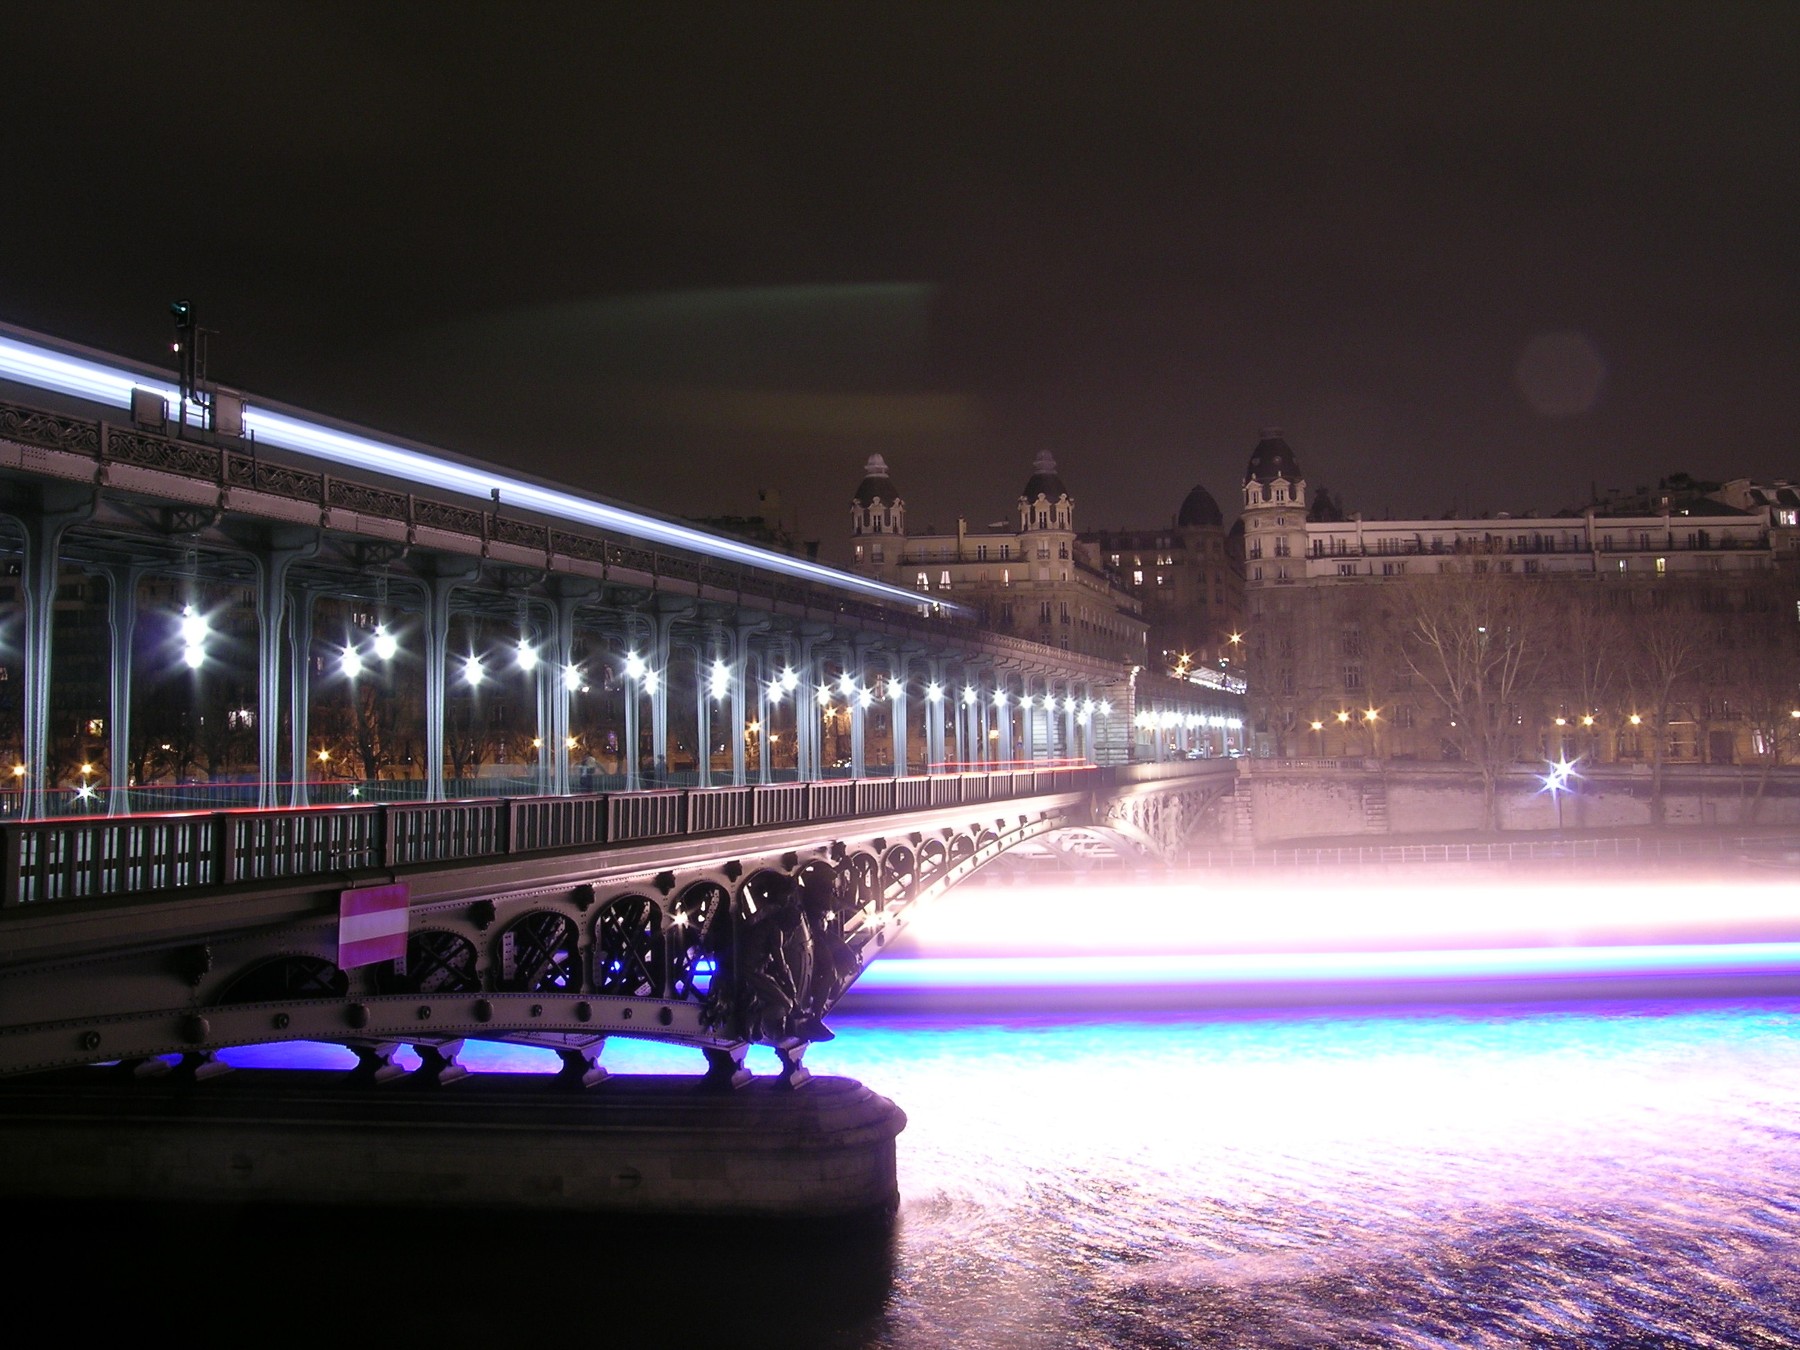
left=1311, top=719, right=1325, bottom=759
left=1543, top=755, right=1576, bottom=832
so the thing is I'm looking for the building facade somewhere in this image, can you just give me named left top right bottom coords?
left=1082, top=475, right=1244, bottom=681
left=1237, top=430, right=1800, bottom=768
left=849, top=451, right=1148, bottom=665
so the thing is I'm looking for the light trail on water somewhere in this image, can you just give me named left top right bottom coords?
left=851, top=873, right=1800, bottom=994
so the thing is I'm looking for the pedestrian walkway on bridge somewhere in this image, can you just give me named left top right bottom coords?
left=0, top=318, right=1243, bottom=820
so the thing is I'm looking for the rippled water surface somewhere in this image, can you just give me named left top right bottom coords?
left=77, top=998, right=1800, bottom=1347
left=795, top=1000, right=1800, bottom=1348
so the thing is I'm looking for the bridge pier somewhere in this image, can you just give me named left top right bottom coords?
left=0, top=1069, right=906, bottom=1219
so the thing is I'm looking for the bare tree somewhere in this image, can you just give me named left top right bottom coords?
left=1621, top=588, right=1707, bottom=823
left=1393, top=567, right=1553, bottom=828
left=1551, top=585, right=1622, bottom=736
left=1724, top=574, right=1800, bottom=819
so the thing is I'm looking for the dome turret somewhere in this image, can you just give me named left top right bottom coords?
left=853, top=453, right=898, bottom=506
left=1177, top=483, right=1223, bottom=529
left=851, top=453, right=905, bottom=537
left=1021, top=450, right=1069, bottom=504
left=1244, top=427, right=1302, bottom=485
left=1017, top=450, right=1074, bottom=532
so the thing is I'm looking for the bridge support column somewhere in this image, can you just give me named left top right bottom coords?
left=1029, top=673, right=1044, bottom=763
left=954, top=678, right=972, bottom=770
left=979, top=673, right=993, bottom=766
left=728, top=623, right=757, bottom=787
left=622, top=634, right=643, bottom=792
left=1062, top=683, right=1077, bottom=764
left=421, top=560, right=478, bottom=803
left=924, top=660, right=945, bottom=772
left=754, top=647, right=773, bottom=785
left=849, top=686, right=866, bottom=779
left=547, top=582, right=595, bottom=797
left=795, top=631, right=823, bottom=781
left=247, top=530, right=320, bottom=811
left=12, top=488, right=91, bottom=819
left=287, top=584, right=319, bottom=807
left=103, top=560, right=147, bottom=817
left=648, top=604, right=686, bottom=786
left=695, top=631, right=714, bottom=789
left=532, top=612, right=553, bottom=795
left=889, top=656, right=908, bottom=776
left=995, top=674, right=1014, bottom=766
left=849, top=639, right=874, bottom=778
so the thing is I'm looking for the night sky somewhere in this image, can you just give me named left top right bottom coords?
left=4, top=4, right=1794, bottom=560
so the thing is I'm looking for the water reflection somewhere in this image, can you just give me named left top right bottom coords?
left=94, top=999, right=1800, bottom=1346
left=806, top=1000, right=1800, bottom=1347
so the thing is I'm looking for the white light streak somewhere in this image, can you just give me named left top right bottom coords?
left=0, top=329, right=952, bottom=613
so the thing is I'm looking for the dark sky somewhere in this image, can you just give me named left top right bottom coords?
left=4, top=3, right=1795, bottom=559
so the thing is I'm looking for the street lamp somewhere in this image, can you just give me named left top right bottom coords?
left=179, top=604, right=207, bottom=669
left=1543, top=755, right=1577, bottom=831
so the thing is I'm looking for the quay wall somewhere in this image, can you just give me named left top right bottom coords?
left=1215, top=761, right=1800, bottom=844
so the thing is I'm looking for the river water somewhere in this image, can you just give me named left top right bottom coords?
left=47, top=852, right=1800, bottom=1348
left=191, top=996, right=1800, bottom=1348
left=799, top=999, right=1800, bottom=1348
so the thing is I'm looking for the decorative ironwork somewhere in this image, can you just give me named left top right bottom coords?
left=704, top=869, right=818, bottom=1043
left=668, top=881, right=727, bottom=1001
left=374, top=930, right=479, bottom=996
left=241, top=459, right=324, bottom=500
left=326, top=478, right=410, bottom=519
left=699, top=564, right=738, bottom=591
left=880, top=844, right=916, bottom=901
left=104, top=427, right=221, bottom=479
left=592, top=894, right=665, bottom=995
left=797, top=857, right=866, bottom=1011
left=0, top=401, right=100, bottom=454
left=491, top=516, right=549, bottom=550
left=551, top=530, right=608, bottom=562
left=657, top=553, right=702, bottom=583
left=494, top=910, right=580, bottom=992
left=412, top=498, right=485, bottom=534
left=606, top=542, right=656, bottom=572
left=215, top=954, right=349, bottom=1003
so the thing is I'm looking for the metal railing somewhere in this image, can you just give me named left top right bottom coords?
left=1181, top=834, right=1788, bottom=870
left=0, top=764, right=1101, bottom=907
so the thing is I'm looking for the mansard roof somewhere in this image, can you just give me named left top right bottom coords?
left=1244, top=427, right=1302, bottom=485
left=853, top=453, right=899, bottom=505
left=1021, top=449, right=1069, bottom=502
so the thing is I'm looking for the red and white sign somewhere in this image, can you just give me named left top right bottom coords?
left=339, top=882, right=410, bottom=970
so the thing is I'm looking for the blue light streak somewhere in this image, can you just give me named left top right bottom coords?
left=0, top=326, right=955, bottom=613
left=851, top=942, right=1800, bottom=990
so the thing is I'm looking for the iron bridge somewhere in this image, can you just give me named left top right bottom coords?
left=0, top=760, right=1234, bottom=1086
